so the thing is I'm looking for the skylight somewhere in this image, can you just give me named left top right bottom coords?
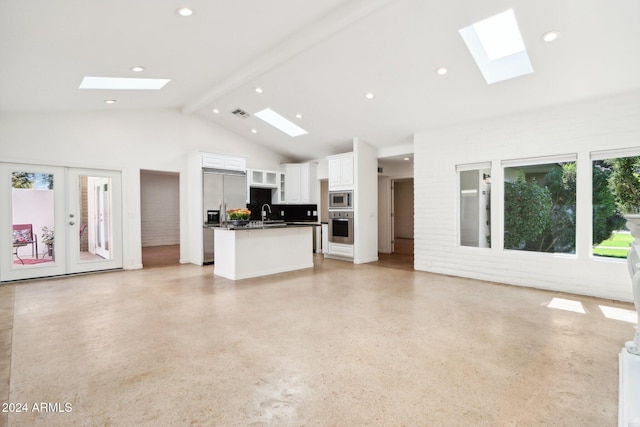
left=254, top=108, right=308, bottom=137
left=459, top=9, right=533, bottom=84
left=79, top=76, right=171, bottom=90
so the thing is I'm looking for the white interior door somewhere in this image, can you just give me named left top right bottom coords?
left=0, top=163, right=123, bottom=281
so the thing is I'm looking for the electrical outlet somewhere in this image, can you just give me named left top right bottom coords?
left=313, top=210, right=317, bottom=216
left=307, top=211, right=311, bottom=216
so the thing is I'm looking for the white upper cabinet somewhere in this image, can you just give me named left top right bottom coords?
left=202, top=153, right=246, bottom=171
left=283, top=162, right=317, bottom=204
left=249, top=169, right=279, bottom=188
left=327, top=152, right=354, bottom=190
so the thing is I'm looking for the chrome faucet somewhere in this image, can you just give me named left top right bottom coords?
left=261, top=203, right=272, bottom=221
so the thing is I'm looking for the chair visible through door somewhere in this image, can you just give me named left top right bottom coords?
left=12, top=224, right=38, bottom=263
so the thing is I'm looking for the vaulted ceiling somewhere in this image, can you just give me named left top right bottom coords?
left=2, top=0, right=639, bottom=161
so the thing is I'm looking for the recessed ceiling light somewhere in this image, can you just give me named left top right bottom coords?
left=435, top=67, right=448, bottom=76
left=295, top=113, right=303, bottom=119
left=130, top=66, right=145, bottom=73
left=542, top=31, right=560, bottom=42
left=212, top=108, right=219, bottom=114
left=255, top=87, right=263, bottom=94
left=403, top=157, right=410, bottom=161
left=251, top=129, right=257, bottom=134
left=255, top=108, right=308, bottom=137
left=364, top=92, right=375, bottom=99
left=104, top=99, right=117, bottom=104
left=176, top=7, right=193, bottom=17
left=79, top=76, right=171, bottom=90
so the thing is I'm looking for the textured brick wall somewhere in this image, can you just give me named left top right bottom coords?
left=414, top=91, right=640, bottom=301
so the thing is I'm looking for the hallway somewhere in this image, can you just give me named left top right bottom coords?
left=0, top=257, right=633, bottom=426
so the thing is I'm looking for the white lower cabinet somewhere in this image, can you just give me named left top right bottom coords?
left=328, top=242, right=354, bottom=258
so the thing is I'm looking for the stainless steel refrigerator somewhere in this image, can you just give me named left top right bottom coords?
left=203, top=169, right=247, bottom=264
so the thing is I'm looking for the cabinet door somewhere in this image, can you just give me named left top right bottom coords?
left=285, top=164, right=301, bottom=203
left=328, top=158, right=341, bottom=187
left=224, top=157, right=246, bottom=171
left=265, top=171, right=278, bottom=186
left=299, top=163, right=310, bottom=203
left=202, top=154, right=225, bottom=169
left=340, top=156, right=354, bottom=186
left=250, top=170, right=264, bottom=185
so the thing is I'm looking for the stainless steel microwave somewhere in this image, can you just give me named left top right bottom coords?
left=329, top=191, right=353, bottom=209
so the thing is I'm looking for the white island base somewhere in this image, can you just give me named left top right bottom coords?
left=214, top=226, right=314, bottom=280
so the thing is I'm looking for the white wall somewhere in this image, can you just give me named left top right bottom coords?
left=0, top=108, right=290, bottom=269
left=414, top=90, right=640, bottom=301
left=140, top=171, right=179, bottom=247
left=353, top=138, right=378, bottom=264
left=378, top=159, right=413, bottom=179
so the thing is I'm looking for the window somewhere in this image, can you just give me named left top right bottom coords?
left=503, top=159, right=576, bottom=254
left=458, top=165, right=491, bottom=248
left=591, top=153, right=640, bottom=259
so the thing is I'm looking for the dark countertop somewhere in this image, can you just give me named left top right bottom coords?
left=211, top=221, right=321, bottom=231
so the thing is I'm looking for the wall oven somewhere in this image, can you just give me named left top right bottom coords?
left=329, top=191, right=353, bottom=209
left=329, top=210, right=354, bottom=244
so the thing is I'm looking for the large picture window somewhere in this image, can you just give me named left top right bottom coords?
left=591, top=154, right=640, bottom=259
left=503, top=159, right=576, bottom=254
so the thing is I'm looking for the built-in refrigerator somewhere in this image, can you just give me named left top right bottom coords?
left=203, top=169, right=247, bottom=264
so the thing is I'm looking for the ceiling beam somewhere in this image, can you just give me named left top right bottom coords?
left=180, top=0, right=395, bottom=116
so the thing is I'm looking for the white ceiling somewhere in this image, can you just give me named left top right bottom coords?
left=2, top=0, right=639, bottom=161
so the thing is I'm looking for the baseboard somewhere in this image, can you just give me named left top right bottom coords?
left=124, top=264, right=143, bottom=270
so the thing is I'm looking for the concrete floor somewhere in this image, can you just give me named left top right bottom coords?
left=0, top=254, right=634, bottom=426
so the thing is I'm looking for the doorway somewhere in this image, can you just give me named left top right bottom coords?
left=140, top=170, right=180, bottom=268
left=392, top=178, right=414, bottom=254
left=374, top=176, right=414, bottom=271
left=1, top=163, right=123, bottom=281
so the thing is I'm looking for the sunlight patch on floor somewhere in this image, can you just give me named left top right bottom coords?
left=599, top=305, right=637, bottom=323
left=547, top=297, right=585, bottom=314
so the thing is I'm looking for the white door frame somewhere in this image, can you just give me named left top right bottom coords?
left=0, top=163, right=123, bottom=281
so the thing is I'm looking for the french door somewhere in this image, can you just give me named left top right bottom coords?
left=0, top=163, right=123, bottom=282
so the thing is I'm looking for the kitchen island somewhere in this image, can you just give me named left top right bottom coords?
left=214, top=223, right=318, bottom=280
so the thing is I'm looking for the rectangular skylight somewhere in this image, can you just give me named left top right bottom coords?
left=254, top=108, right=308, bottom=137
left=79, top=76, right=171, bottom=90
left=459, top=9, right=533, bottom=84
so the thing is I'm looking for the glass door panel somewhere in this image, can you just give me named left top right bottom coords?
left=66, top=169, right=122, bottom=274
left=0, top=164, right=67, bottom=281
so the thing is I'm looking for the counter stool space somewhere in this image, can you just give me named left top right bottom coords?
left=213, top=225, right=315, bottom=280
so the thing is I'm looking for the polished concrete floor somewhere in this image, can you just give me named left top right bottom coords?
left=0, top=254, right=635, bottom=426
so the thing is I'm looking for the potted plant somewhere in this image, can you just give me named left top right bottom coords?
left=41, top=226, right=54, bottom=256
left=227, top=208, right=251, bottom=227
